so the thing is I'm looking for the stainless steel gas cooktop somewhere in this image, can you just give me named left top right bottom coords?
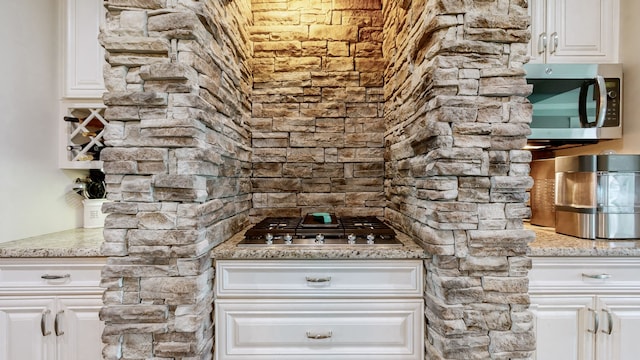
left=238, top=214, right=402, bottom=247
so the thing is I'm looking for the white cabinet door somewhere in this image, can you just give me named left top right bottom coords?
left=0, top=298, right=57, bottom=360
left=596, top=296, right=640, bottom=360
left=55, top=296, right=104, bottom=360
left=528, top=0, right=547, bottom=64
left=63, top=0, right=105, bottom=98
left=528, top=0, right=619, bottom=64
left=530, top=294, right=596, bottom=360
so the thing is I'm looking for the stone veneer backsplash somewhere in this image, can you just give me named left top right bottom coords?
left=250, top=0, right=387, bottom=219
left=97, top=0, right=535, bottom=359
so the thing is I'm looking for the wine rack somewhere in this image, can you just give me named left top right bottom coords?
left=59, top=103, right=107, bottom=169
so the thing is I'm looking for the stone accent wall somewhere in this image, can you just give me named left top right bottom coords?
left=383, top=0, right=535, bottom=359
left=98, top=0, right=252, bottom=358
left=249, top=0, right=387, bottom=220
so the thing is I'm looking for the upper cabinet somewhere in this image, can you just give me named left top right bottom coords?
left=528, top=0, right=620, bottom=64
left=63, top=0, right=106, bottom=99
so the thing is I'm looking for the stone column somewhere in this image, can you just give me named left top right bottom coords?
left=98, top=0, right=252, bottom=358
left=383, top=0, right=535, bottom=358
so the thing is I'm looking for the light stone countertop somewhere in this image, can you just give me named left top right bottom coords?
left=212, top=227, right=427, bottom=260
left=0, top=228, right=105, bottom=258
left=4, top=224, right=640, bottom=259
left=528, top=224, right=640, bottom=257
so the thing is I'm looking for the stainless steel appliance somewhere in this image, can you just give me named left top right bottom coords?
left=525, top=63, right=622, bottom=142
left=555, top=154, right=640, bottom=239
left=530, top=158, right=556, bottom=227
left=239, top=214, right=402, bottom=247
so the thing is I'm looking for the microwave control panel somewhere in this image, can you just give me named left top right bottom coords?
left=604, top=78, right=621, bottom=127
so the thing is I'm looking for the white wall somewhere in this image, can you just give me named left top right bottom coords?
left=0, top=0, right=85, bottom=242
left=556, top=0, right=640, bottom=156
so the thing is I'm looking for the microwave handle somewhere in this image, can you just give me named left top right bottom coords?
left=578, top=76, right=608, bottom=128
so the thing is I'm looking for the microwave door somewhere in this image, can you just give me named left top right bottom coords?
left=528, top=77, right=605, bottom=140
left=578, top=75, right=607, bottom=128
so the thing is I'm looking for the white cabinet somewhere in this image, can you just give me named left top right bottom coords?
left=0, top=258, right=106, bottom=360
left=214, top=260, right=424, bottom=360
left=63, top=0, right=106, bottom=98
left=529, top=257, right=640, bottom=360
left=528, top=0, right=620, bottom=63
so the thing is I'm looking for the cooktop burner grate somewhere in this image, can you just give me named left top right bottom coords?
left=240, top=215, right=402, bottom=247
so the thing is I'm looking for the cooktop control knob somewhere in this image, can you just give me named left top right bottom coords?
left=265, top=233, right=274, bottom=245
left=366, top=234, right=375, bottom=244
left=347, top=234, right=356, bottom=244
left=284, top=234, right=293, bottom=244
left=315, top=234, right=325, bottom=244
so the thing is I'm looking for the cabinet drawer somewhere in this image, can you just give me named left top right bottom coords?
left=0, top=258, right=105, bottom=292
left=215, top=299, right=423, bottom=360
left=530, top=257, right=640, bottom=293
left=215, top=260, right=423, bottom=298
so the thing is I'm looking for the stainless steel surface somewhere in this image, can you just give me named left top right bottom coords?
left=597, top=213, right=640, bottom=239
left=530, top=159, right=556, bottom=227
left=554, top=154, right=640, bottom=240
left=555, top=210, right=596, bottom=239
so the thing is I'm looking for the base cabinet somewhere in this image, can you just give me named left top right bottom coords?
left=214, top=260, right=424, bottom=360
left=0, top=258, right=105, bottom=360
left=530, top=257, right=640, bottom=360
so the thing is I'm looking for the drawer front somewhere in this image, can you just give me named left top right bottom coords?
left=0, top=258, right=105, bottom=292
left=215, top=299, right=423, bottom=360
left=215, top=260, right=423, bottom=298
left=530, top=257, right=640, bottom=293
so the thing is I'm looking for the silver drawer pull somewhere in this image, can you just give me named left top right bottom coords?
left=587, top=308, right=599, bottom=334
left=305, top=276, right=331, bottom=283
left=306, top=331, right=332, bottom=339
left=602, top=309, right=613, bottom=335
left=582, top=273, right=611, bottom=280
left=41, top=274, right=71, bottom=280
left=41, top=309, right=52, bottom=336
left=55, top=310, right=65, bottom=336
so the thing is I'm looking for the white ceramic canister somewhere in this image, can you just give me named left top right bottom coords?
left=82, top=198, right=109, bottom=228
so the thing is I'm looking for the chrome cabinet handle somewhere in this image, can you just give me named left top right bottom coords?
left=602, top=309, right=613, bottom=335
left=582, top=273, right=611, bottom=280
left=305, top=276, right=331, bottom=283
left=550, top=32, right=559, bottom=54
left=55, top=310, right=65, bottom=336
left=306, top=331, right=332, bottom=339
left=41, top=274, right=71, bottom=280
left=41, top=309, right=52, bottom=336
left=587, top=308, right=599, bottom=333
left=538, top=32, right=548, bottom=54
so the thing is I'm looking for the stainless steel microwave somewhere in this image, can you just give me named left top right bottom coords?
left=524, top=63, right=622, bottom=142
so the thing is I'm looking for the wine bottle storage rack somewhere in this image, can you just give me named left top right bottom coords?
left=59, top=104, right=107, bottom=169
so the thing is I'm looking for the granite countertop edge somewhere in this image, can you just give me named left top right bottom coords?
left=0, top=228, right=105, bottom=258
left=4, top=225, right=640, bottom=259
left=527, top=224, right=640, bottom=257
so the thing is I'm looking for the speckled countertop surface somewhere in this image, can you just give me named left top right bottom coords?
left=0, top=228, right=105, bottom=258
left=528, top=224, right=640, bottom=257
left=212, top=227, right=426, bottom=260
left=4, top=224, right=640, bottom=259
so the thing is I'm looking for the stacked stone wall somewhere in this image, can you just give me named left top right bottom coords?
left=249, top=0, right=387, bottom=220
left=98, top=0, right=252, bottom=358
left=383, top=0, right=536, bottom=358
